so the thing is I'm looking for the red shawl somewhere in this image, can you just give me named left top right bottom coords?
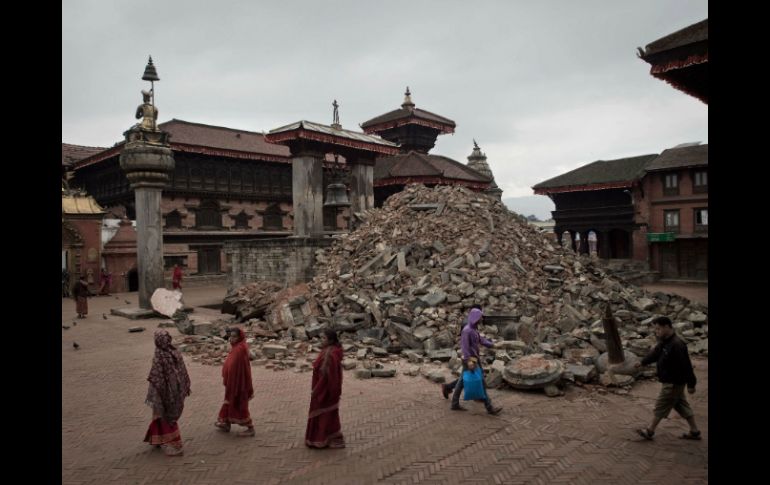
left=172, top=267, right=183, bottom=284
left=222, top=328, right=253, bottom=408
left=146, top=330, right=191, bottom=424
left=310, top=344, right=343, bottom=414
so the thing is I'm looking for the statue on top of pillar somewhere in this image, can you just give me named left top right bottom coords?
left=135, top=90, right=158, bottom=131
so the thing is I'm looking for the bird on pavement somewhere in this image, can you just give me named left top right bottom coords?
left=73, top=342, right=80, bottom=350
left=102, top=314, right=108, bottom=320
left=62, top=325, right=70, bottom=330
left=125, top=300, right=131, bottom=305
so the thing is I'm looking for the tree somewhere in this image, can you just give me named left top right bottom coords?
left=526, top=214, right=541, bottom=222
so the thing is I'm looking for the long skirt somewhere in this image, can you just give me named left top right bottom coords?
left=216, top=400, right=252, bottom=427
left=144, top=417, right=183, bottom=456
left=76, top=296, right=88, bottom=316
left=305, top=401, right=345, bottom=448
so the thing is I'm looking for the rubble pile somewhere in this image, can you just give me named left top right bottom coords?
left=222, top=281, right=285, bottom=321
left=222, top=184, right=709, bottom=392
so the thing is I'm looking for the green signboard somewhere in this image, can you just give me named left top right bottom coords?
left=647, top=232, right=676, bottom=242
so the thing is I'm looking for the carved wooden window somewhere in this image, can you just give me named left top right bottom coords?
left=195, top=200, right=222, bottom=229
left=230, top=166, right=241, bottom=193
left=204, top=165, right=216, bottom=191
left=217, top=168, right=229, bottom=192
left=190, top=167, right=202, bottom=189
left=164, top=209, right=182, bottom=229
left=233, top=210, right=250, bottom=229
left=261, top=203, right=284, bottom=231
left=242, top=168, right=253, bottom=193
left=174, top=160, right=188, bottom=189
left=280, top=169, right=291, bottom=195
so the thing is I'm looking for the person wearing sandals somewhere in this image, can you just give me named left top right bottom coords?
left=144, top=330, right=191, bottom=456
left=635, top=316, right=701, bottom=441
left=215, top=327, right=256, bottom=437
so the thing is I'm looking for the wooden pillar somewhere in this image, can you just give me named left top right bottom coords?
left=291, top=151, right=324, bottom=237
left=349, top=162, right=374, bottom=214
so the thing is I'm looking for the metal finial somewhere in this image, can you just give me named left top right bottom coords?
left=402, top=86, right=415, bottom=110
left=473, top=139, right=479, bottom=150
left=142, top=55, right=160, bottom=82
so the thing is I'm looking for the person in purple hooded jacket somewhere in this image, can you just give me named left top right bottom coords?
left=441, top=307, right=502, bottom=415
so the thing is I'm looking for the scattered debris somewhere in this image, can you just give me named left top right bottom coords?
left=203, top=184, right=707, bottom=393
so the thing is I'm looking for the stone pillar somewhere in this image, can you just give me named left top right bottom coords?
left=291, top=151, right=324, bottom=237
left=119, top=129, right=174, bottom=309
left=349, top=163, right=374, bottom=214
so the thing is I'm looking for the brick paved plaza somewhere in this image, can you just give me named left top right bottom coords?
left=62, top=286, right=707, bottom=485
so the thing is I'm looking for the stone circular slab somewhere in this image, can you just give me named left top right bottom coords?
left=503, top=353, right=564, bottom=389
left=595, top=350, right=641, bottom=376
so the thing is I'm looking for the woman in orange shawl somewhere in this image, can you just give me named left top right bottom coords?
left=215, top=327, right=255, bottom=437
left=305, top=329, right=345, bottom=448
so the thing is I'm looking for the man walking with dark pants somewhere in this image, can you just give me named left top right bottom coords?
left=635, top=316, right=701, bottom=441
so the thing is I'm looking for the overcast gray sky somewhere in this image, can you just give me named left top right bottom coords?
left=62, top=0, right=708, bottom=198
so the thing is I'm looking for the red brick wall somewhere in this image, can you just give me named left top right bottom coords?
left=644, top=169, right=708, bottom=275
left=646, top=170, right=708, bottom=235
left=66, top=217, right=104, bottom=292
left=102, top=253, right=136, bottom=293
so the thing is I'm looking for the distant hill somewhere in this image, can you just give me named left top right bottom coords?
left=502, top=195, right=555, bottom=221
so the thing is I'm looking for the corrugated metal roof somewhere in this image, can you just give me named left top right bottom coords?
left=62, top=193, right=105, bottom=215
left=268, top=120, right=399, bottom=147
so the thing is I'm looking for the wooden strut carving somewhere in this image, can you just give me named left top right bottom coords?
left=602, top=302, right=625, bottom=364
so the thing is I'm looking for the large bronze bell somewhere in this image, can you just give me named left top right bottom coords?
left=323, top=182, right=350, bottom=208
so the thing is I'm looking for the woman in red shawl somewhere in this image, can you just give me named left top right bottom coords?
left=305, top=329, right=345, bottom=448
left=144, top=330, right=191, bottom=456
left=172, top=264, right=183, bottom=290
left=215, top=327, right=255, bottom=437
